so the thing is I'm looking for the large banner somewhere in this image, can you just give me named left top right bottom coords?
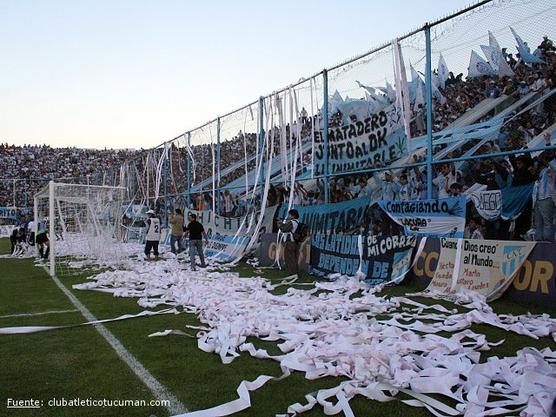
left=0, top=207, right=18, bottom=220
left=468, top=184, right=534, bottom=221
left=187, top=206, right=278, bottom=262
left=258, top=233, right=311, bottom=272
left=0, top=225, right=16, bottom=238
left=378, top=197, right=466, bottom=238
left=425, top=238, right=536, bottom=300
left=411, top=238, right=556, bottom=308
left=313, top=104, right=407, bottom=175
left=279, top=196, right=375, bottom=235
left=311, top=233, right=417, bottom=285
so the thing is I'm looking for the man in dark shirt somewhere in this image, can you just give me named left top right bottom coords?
left=183, top=213, right=209, bottom=271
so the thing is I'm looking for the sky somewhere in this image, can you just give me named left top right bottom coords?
left=0, top=0, right=472, bottom=149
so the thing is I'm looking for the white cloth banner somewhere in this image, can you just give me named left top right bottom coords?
left=469, top=189, right=502, bottom=221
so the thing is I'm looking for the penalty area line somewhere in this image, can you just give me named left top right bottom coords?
left=41, top=266, right=187, bottom=415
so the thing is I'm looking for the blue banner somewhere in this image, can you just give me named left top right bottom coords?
left=501, top=184, right=534, bottom=220
left=279, top=196, right=375, bottom=235
left=311, top=233, right=417, bottom=285
left=378, top=197, right=467, bottom=238
left=0, top=207, right=18, bottom=220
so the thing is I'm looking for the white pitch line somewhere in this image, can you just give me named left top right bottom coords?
left=0, top=309, right=79, bottom=319
left=42, top=267, right=187, bottom=415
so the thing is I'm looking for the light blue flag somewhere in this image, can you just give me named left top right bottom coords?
left=510, top=27, right=544, bottom=65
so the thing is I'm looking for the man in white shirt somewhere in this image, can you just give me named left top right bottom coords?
left=398, top=174, right=411, bottom=201
left=144, top=210, right=161, bottom=260
left=381, top=171, right=400, bottom=201
left=433, top=164, right=453, bottom=199
left=465, top=218, right=484, bottom=240
left=357, top=177, right=373, bottom=198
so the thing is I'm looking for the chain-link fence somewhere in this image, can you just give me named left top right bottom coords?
left=5, top=0, right=554, bottom=241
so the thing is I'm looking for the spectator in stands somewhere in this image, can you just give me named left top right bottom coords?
left=485, top=80, right=500, bottom=98
left=517, top=80, right=530, bottom=97
left=449, top=182, right=463, bottom=197
left=465, top=218, right=485, bottom=240
left=380, top=171, right=400, bottom=201
left=222, top=190, right=236, bottom=217
left=533, top=151, right=556, bottom=242
left=433, top=164, right=451, bottom=198
left=398, top=174, right=411, bottom=200
left=356, top=176, right=373, bottom=197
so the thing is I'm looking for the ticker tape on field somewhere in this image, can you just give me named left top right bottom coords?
left=0, top=308, right=179, bottom=335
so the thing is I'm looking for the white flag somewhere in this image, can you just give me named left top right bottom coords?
left=488, top=31, right=501, bottom=51
left=414, top=80, right=425, bottom=109
left=392, top=39, right=412, bottom=139
left=437, top=53, right=449, bottom=89
left=482, top=33, right=515, bottom=78
left=480, top=45, right=500, bottom=71
left=468, top=50, right=496, bottom=78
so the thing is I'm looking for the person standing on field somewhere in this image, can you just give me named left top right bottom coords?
left=168, top=208, right=184, bottom=254
left=144, top=210, right=161, bottom=260
left=183, top=213, right=209, bottom=271
left=278, top=209, right=302, bottom=277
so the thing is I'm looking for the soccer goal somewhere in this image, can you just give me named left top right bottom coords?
left=34, top=181, right=127, bottom=276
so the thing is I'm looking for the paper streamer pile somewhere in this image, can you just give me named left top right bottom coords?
left=64, top=254, right=556, bottom=416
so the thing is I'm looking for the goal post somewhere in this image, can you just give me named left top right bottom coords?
left=34, top=181, right=127, bottom=276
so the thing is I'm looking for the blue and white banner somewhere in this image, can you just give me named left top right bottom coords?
left=469, top=189, right=501, bottom=221
left=311, top=233, right=416, bottom=285
left=469, top=184, right=534, bottom=221
left=0, top=225, right=16, bottom=238
left=0, top=207, right=18, bottom=220
left=188, top=206, right=278, bottom=263
left=204, top=234, right=251, bottom=262
left=378, top=197, right=467, bottom=238
left=313, top=104, right=408, bottom=175
left=280, top=196, right=375, bottom=235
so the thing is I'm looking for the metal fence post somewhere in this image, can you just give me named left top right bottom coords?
left=163, top=145, right=169, bottom=226
left=216, top=117, right=221, bottom=215
left=48, top=180, right=55, bottom=277
left=258, top=96, right=265, bottom=206
left=186, top=132, right=191, bottom=210
left=323, top=69, right=330, bottom=204
left=425, top=24, right=434, bottom=199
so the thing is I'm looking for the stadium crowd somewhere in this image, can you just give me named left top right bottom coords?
left=0, top=145, right=134, bottom=208
left=2, top=36, right=555, bottom=241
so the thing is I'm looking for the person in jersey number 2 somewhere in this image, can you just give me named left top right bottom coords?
left=144, top=209, right=161, bottom=261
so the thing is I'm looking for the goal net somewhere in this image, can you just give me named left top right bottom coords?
left=34, top=182, right=127, bottom=277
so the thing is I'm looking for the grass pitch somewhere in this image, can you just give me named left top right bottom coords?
left=1, top=238, right=554, bottom=417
